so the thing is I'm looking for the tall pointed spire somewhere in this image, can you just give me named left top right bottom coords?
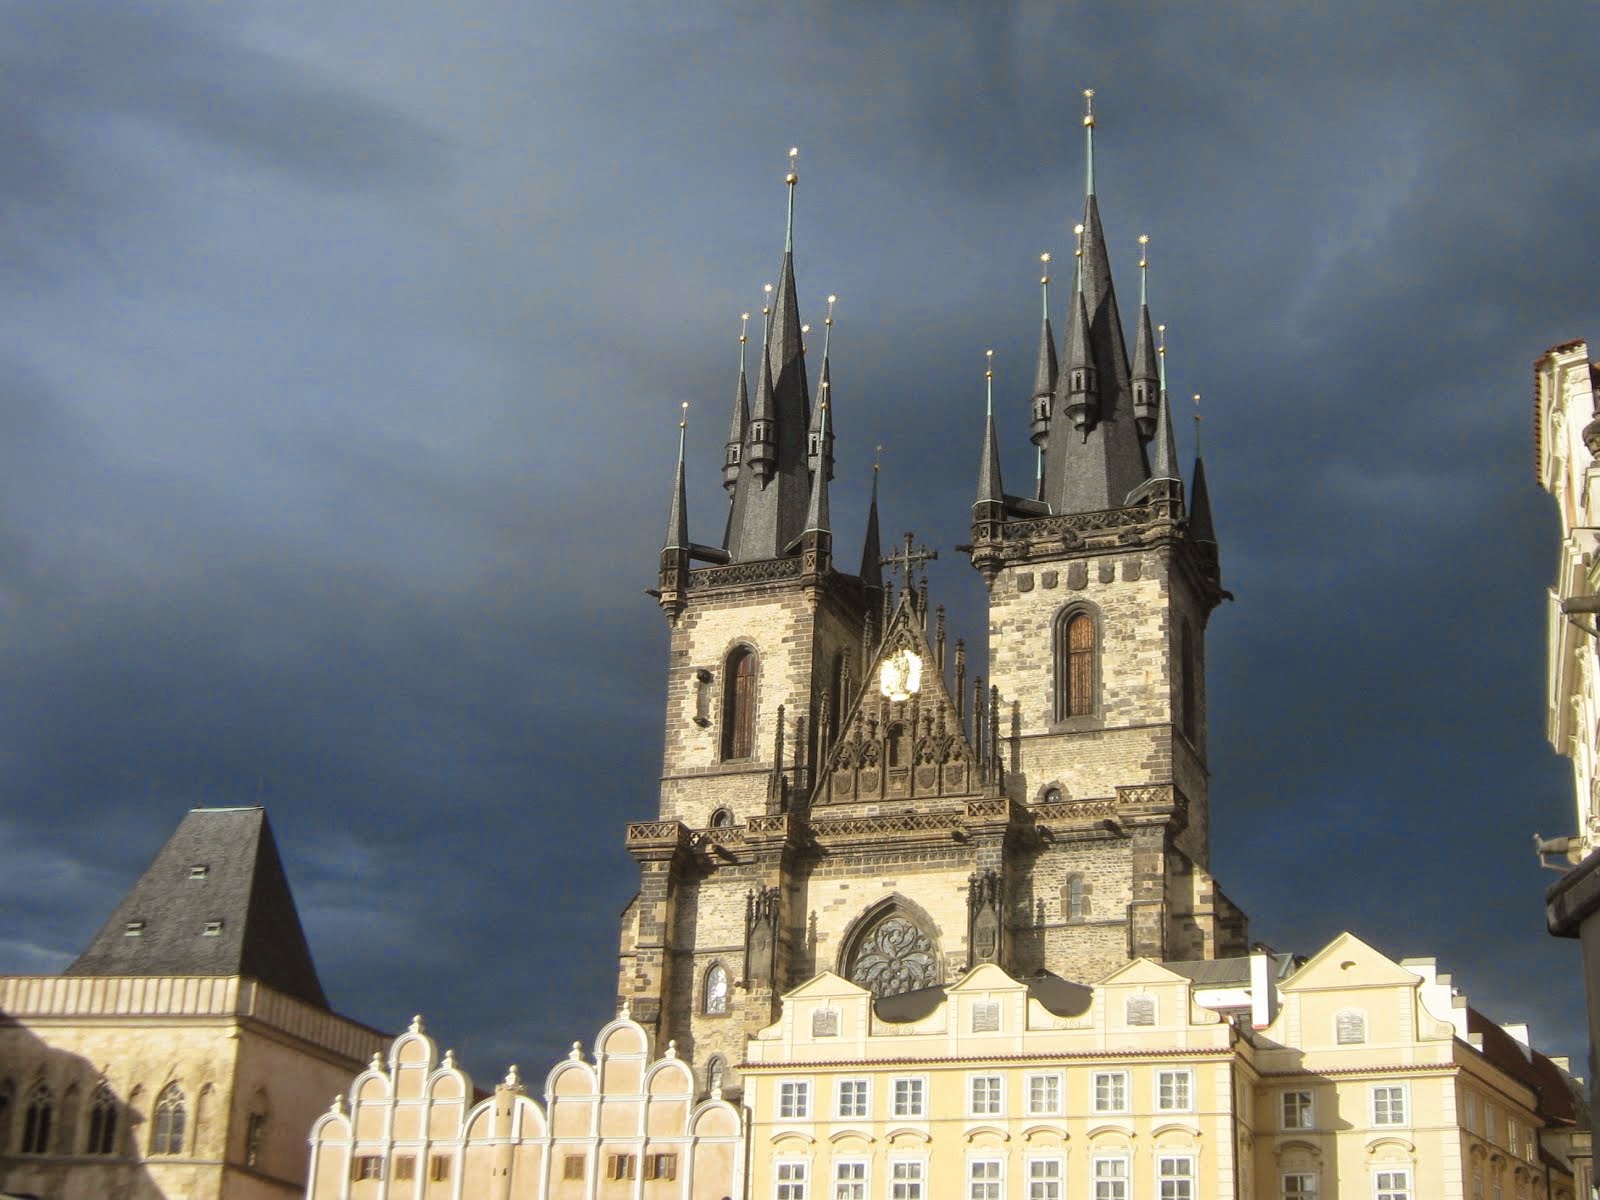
left=1149, top=324, right=1180, bottom=483
left=1040, top=92, right=1149, bottom=516
left=1029, top=253, right=1057, bottom=474
left=808, top=295, right=837, bottom=481
left=971, top=352, right=1006, bottom=586
left=658, top=403, right=691, bottom=618
left=725, top=150, right=813, bottom=562
left=1189, top=393, right=1216, bottom=544
left=666, top=402, right=689, bottom=550
left=804, top=389, right=830, bottom=535
left=1130, top=234, right=1159, bottom=438
left=724, top=312, right=750, bottom=493
left=861, top=446, right=883, bottom=590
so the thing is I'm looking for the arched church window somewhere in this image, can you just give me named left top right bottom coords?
left=710, top=807, right=733, bottom=829
left=151, top=1083, right=185, bottom=1156
left=846, top=908, right=938, bottom=998
left=703, top=963, right=729, bottom=1015
left=721, top=647, right=756, bottom=760
left=1055, top=609, right=1097, bottom=720
left=706, top=1056, right=726, bottom=1096
left=21, top=1082, right=52, bottom=1155
left=86, top=1085, right=117, bottom=1156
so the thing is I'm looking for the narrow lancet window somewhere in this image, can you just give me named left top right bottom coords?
left=722, top=647, right=756, bottom=760
left=1055, top=610, right=1097, bottom=720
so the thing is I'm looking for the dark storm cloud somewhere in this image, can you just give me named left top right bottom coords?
left=1, top=0, right=1596, bottom=1079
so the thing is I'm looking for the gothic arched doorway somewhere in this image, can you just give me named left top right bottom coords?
left=839, top=899, right=941, bottom=998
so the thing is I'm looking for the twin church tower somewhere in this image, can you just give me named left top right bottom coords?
left=625, top=107, right=1246, bottom=1090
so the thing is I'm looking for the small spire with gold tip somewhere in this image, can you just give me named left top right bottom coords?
left=1030, top=252, right=1057, bottom=458
left=809, top=295, right=837, bottom=481
left=860, top=443, right=883, bottom=590
left=1188, top=392, right=1217, bottom=545
left=665, top=401, right=690, bottom=552
left=976, top=349, right=1004, bottom=508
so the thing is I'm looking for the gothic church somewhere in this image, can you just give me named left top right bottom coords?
left=619, top=110, right=1248, bottom=1091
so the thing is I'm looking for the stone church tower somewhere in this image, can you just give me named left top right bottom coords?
left=619, top=120, right=1247, bottom=1091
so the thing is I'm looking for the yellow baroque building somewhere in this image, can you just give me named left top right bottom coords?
left=740, top=933, right=1580, bottom=1200
left=304, top=1011, right=742, bottom=1200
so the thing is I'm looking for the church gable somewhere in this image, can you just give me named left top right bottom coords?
left=815, top=589, right=986, bottom=807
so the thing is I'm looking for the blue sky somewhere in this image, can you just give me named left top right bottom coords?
left=1, top=0, right=1597, bottom=1077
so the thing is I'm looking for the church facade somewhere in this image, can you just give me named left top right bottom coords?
left=620, top=109, right=1247, bottom=1099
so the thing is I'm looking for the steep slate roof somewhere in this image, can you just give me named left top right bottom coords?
left=1466, top=1006, right=1579, bottom=1127
left=66, top=806, right=329, bottom=1009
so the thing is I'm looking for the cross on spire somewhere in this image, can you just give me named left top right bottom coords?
left=882, top=532, right=937, bottom=591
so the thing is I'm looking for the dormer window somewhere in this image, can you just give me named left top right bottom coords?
left=202, top=920, right=224, bottom=937
left=188, top=865, right=209, bottom=880
left=124, top=921, right=145, bottom=937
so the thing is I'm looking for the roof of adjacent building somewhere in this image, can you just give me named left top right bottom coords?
left=65, top=806, right=329, bottom=1009
left=871, top=970, right=1093, bottom=1023
left=1164, top=952, right=1298, bottom=987
left=1466, top=1005, right=1579, bottom=1127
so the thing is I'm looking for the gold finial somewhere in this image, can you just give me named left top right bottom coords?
left=1073, top=224, right=1085, bottom=291
left=760, top=284, right=773, bottom=346
left=786, top=146, right=799, bottom=185
left=762, top=283, right=773, bottom=312
left=1157, top=323, right=1167, bottom=391
left=1138, top=233, right=1149, bottom=267
left=739, top=312, right=749, bottom=345
left=1083, top=88, right=1095, bottom=126
left=680, top=401, right=689, bottom=430
left=874, top=443, right=883, bottom=472
left=985, top=349, right=994, bottom=417
left=784, top=147, right=799, bottom=252
left=822, top=294, right=837, bottom=361
left=825, top=294, right=836, bottom=327
left=1138, top=234, right=1150, bottom=305
left=1193, top=392, right=1202, bottom=453
left=1040, top=251, right=1051, bottom=286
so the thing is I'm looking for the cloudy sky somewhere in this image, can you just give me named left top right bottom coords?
left=2, top=0, right=1598, bottom=1078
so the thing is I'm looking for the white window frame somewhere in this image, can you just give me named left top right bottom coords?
left=775, top=1158, right=809, bottom=1200
left=1026, top=1155, right=1065, bottom=1200
left=1281, top=1088, right=1314, bottom=1130
left=1025, top=1071, right=1063, bottom=1116
left=1157, top=1154, right=1196, bottom=1200
left=1092, top=1070, right=1130, bottom=1114
left=966, top=1156, right=1004, bottom=1200
left=1092, top=1155, right=1130, bottom=1200
left=778, top=1079, right=812, bottom=1120
left=835, top=1078, right=869, bottom=1120
left=1464, top=1090, right=1480, bottom=1134
left=1373, top=1167, right=1412, bottom=1200
left=1370, top=1084, right=1408, bottom=1127
left=891, top=1075, right=927, bottom=1119
left=1282, top=1171, right=1318, bottom=1199
left=831, top=1157, right=867, bottom=1200
left=1157, top=1068, right=1193, bottom=1112
left=888, top=1158, right=926, bottom=1200
left=967, top=1073, right=1003, bottom=1117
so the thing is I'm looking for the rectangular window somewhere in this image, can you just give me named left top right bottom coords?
left=188, top=864, right=209, bottom=879
left=1283, top=1173, right=1317, bottom=1200
left=892, top=1077, right=925, bottom=1118
left=1026, top=1072, right=1062, bottom=1116
left=779, top=1080, right=811, bottom=1120
left=1028, top=1158, right=1064, bottom=1200
left=968, top=1159, right=1002, bottom=1200
left=1281, top=1089, right=1313, bottom=1130
left=430, top=1154, right=451, bottom=1182
left=1093, top=1071, right=1129, bottom=1114
left=776, top=1160, right=808, bottom=1200
left=833, top=1160, right=866, bottom=1200
left=890, top=1160, right=924, bottom=1200
left=968, top=1074, right=1003, bottom=1116
left=1464, top=1091, right=1480, bottom=1134
left=244, top=1112, right=266, bottom=1167
left=1485, top=1102, right=1497, bottom=1143
left=1372, top=1085, right=1407, bottom=1127
left=392, top=1155, right=415, bottom=1181
left=1157, top=1069, right=1193, bottom=1112
left=1158, top=1155, right=1195, bottom=1200
left=837, top=1079, right=869, bottom=1119
left=353, top=1156, right=383, bottom=1181
left=203, top=919, right=224, bottom=936
left=124, top=921, right=145, bottom=937
left=606, top=1153, right=636, bottom=1180
left=644, top=1152, right=677, bottom=1181
left=1093, top=1156, right=1129, bottom=1200
left=563, top=1154, right=585, bottom=1180
left=1374, top=1169, right=1412, bottom=1200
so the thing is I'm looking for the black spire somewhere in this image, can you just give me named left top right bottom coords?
left=1029, top=254, right=1057, bottom=450
left=1130, top=235, right=1159, bottom=439
left=860, top=459, right=883, bottom=590
left=723, top=314, right=750, bottom=493
left=1189, top=439, right=1216, bottom=545
left=803, top=391, right=831, bottom=536
left=724, top=153, right=812, bottom=561
left=67, top=807, right=329, bottom=1009
left=1039, top=95, right=1149, bottom=516
left=971, top=352, right=1007, bottom=585
left=659, top=405, right=691, bottom=617
left=808, top=295, right=837, bottom=482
